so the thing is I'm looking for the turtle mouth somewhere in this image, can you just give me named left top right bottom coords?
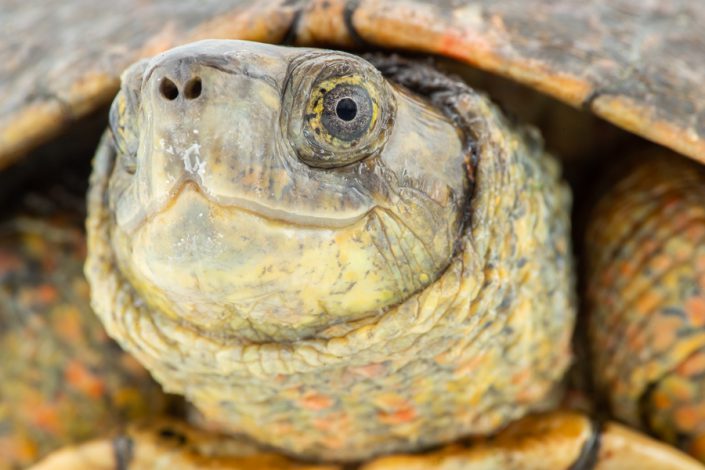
left=195, top=186, right=374, bottom=229
left=109, top=180, right=423, bottom=338
left=119, top=179, right=374, bottom=234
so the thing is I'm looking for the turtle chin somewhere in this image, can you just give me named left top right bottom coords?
left=110, top=183, right=443, bottom=340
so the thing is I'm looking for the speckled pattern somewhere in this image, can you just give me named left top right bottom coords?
left=85, top=46, right=575, bottom=461
left=0, top=0, right=296, bottom=167
left=0, top=205, right=168, bottom=468
left=335, top=0, right=705, bottom=161
left=586, top=152, right=705, bottom=462
left=3, top=0, right=704, bottom=169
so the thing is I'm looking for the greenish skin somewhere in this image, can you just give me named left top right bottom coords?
left=106, top=41, right=467, bottom=342
left=86, top=40, right=574, bottom=461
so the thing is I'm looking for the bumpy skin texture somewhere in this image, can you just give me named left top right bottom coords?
left=586, top=153, right=705, bottom=462
left=85, top=41, right=574, bottom=461
left=0, top=204, right=168, bottom=468
left=2, top=0, right=705, bottom=169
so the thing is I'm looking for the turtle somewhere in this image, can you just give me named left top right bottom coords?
left=2, top=0, right=705, bottom=469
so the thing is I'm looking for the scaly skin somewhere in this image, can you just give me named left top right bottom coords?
left=586, top=152, right=705, bottom=462
left=85, top=41, right=574, bottom=461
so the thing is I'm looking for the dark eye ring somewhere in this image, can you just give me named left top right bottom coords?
left=320, top=84, right=373, bottom=142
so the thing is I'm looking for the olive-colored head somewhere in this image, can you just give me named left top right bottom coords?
left=108, top=40, right=468, bottom=340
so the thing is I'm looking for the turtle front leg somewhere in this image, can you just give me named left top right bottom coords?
left=585, top=150, right=705, bottom=462
left=32, top=411, right=703, bottom=469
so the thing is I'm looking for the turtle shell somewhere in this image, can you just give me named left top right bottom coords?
left=1, top=0, right=704, bottom=169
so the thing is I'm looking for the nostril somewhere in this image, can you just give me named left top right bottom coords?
left=184, top=77, right=202, bottom=100
left=160, top=78, right=179, bottom=100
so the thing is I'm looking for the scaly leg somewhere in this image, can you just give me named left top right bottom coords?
left=585, top=150, right=705, bottom=462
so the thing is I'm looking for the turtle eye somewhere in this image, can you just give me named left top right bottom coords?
left=302, top=76, right=381, bottom=162
left=284, top=54, right=395, bottom=170
left=291, top=72, right=394, bottom=169
left=319, top=84, right=373, bottom=142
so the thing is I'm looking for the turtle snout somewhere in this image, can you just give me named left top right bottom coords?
left=150, top=56, right=205, bottom=103
left=158, top=75, right=202, bottom=101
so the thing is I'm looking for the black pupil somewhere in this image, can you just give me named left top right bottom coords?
left=335, top=98, right=357, bottom=121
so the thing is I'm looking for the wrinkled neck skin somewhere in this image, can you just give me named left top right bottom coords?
left=107, top=41, right=468, bottom=342
left=87, top=40, right=574, bottom=461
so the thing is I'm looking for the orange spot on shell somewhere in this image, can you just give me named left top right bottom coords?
left=65, top=360, right=106, bottom=399
left=674, top=406, right=701, bottom=431
left=650, top=316, right=679, bottom=352
left=618, top=261, right=636, bottom=277
left=696, top=254, right=705, bottom=272
left=34, top=284, right=59, bottom=305
left=629, top=291, right=662, bottom=326
left=684, top=224, right=705, bottom=243
left=677, top=351, right=705, bottom=377
left=651, top=390, right=672, bottom=410
left=31, top=402, right=61, bottom=435
left=650, top=254, right=672, bottom=273
left=685, top=297, right=705, bottom=327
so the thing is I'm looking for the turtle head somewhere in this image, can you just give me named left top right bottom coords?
left=107, top=40, right=469, bottom=339
left=89, top=40, right=573, bottom=459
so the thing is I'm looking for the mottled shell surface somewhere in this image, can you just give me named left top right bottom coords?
left=1, top=0, right=704, bottom=168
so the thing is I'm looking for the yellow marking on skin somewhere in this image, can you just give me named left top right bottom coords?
left=270, top=169, right=289, bottom=200
left=257, top=84, right=280, bottom=110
